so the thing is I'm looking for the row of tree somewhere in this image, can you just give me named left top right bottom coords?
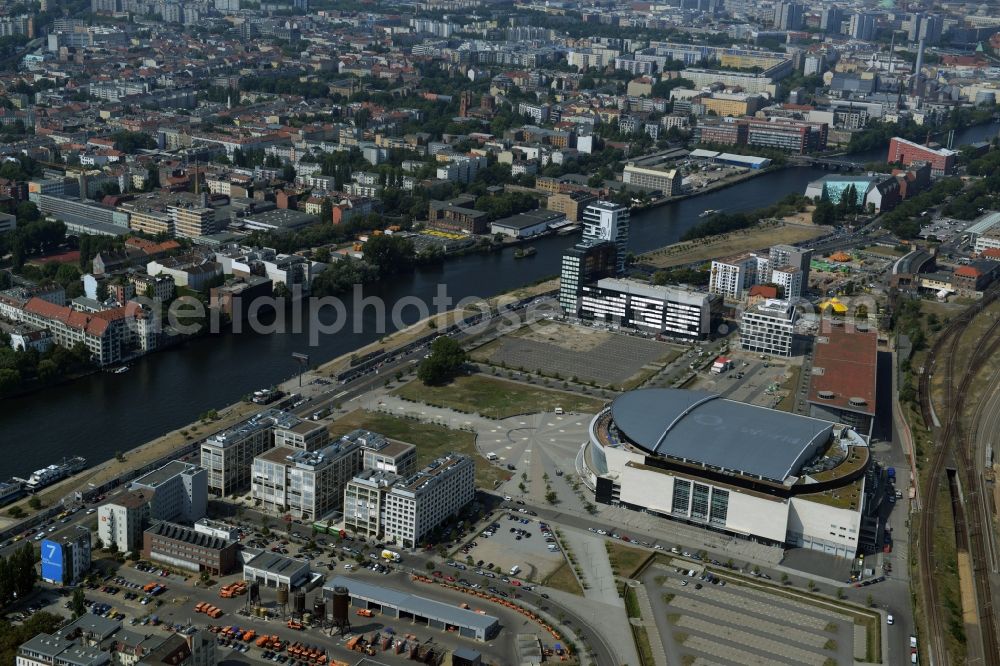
left=0, top=545, right=37, bottom=609
left=0, top=337, right=94, bottom=397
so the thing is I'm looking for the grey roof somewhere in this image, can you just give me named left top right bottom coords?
left=966, top=211, right=1000, bottom=236
left=19, top=633, right=74, bottom=659
left=132, top=460, right=198, bottom=488
left=145, top=522, right=232, bottom=550
left=58, top=613, right=122, bottom=640
left=609, top=389, right=833, bottom=481
left=244, top=551, right=310, bottom=576
left=323, top=576, right=498, bottom=633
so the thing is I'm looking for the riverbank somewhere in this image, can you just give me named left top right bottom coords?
left=632, top=164, right=780, bottom=214
left=0, top=276, right=561, bottom=531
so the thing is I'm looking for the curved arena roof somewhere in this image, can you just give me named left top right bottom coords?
left=609, top=389, right=833, bottom=482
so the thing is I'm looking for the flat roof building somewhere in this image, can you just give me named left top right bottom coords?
left=383, top=454, right=475, bottom=548
left=622, top=163, right=683, bottom=196
left=807, top=324, right=878, bottom=438
left=323, top=576, right=499, bottom=641
left=343, top=469, right=401, bottom=539
left=559, top=239, right=617, bottom=314
left=142, top=521, right=239, bottom=576
left=97, top=489, right=151, bottom=554
left=272, top=412, right=330, bottom=452
left=251, top=438, right=362, bottom=521
left=740, top=298, right=797, bottom=357
left=131, top=460, right=207, bottom=524
left=201, top=410, right=280, bottom=496
left=243, top=551, right=311, bottom=590
left=490, top=209, right=565, bottom=239
left=343, top=429, right=417, bottom=477
left=41, top=525, right=91, bottom=587
left=578, top=277, right=718, bottom=340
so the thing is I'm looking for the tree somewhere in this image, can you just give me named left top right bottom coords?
left=70, top=587, right=86, bottom=618
left=362, top=234, right=416, bottom=277
left=27, top=497, right=41, bottom=510
left=812, top=198, right=837, bottom=225
left=417, top=337, right=467, bottom=386
left=320, top=198, right=333, bottom=224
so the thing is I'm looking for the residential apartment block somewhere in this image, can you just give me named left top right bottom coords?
left=709, top=253, right=762, bottom=300
left=740, top=299, right=797, bottom=357
left=40, top=526, right=91, bottom=586
left=622, top=164, right=683, bottom=196
left=382, top=455, right=476, bottom=547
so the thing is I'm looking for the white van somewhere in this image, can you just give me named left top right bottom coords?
left=487, top=452, right=499, bottom=461
left=509, top=565, right=521, bottom=576
left=554, top=407, right=564, bottom=415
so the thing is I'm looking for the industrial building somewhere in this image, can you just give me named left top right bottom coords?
left=887, top=136, right=956, bottom=176
left=243, top=551, right=312, bottom=590
left=740, top=299, right=797, bottom=357
left=622, top=163, right=683, bottom=196
left=577, top=277, right=718, bottom=340
left=323, top=577, right=500, bottom=641
left=490, top=209, right=565, bottom=239
left=807, top=323, right=878, bottom=438
left=583, top=388, right=880, bottom=557
left=142, top=521, right=239, bottom=576
left=41, top=526, right=91, bottom=586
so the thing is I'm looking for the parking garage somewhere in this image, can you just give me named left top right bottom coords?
left=323, top=577, right=499, bottom=641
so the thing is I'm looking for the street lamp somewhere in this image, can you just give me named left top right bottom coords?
left=292, top=352, right=309, bottom=387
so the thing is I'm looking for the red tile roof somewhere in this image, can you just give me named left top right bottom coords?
left=955, top=265, right=981, bottom=278
left=749, top=284, right=778, bottom=299
left=23, top=298, right=131, bottom=337
left=807, top=325, right=878, bottom=416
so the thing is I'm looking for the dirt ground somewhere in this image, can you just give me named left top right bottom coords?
left=515, top=320, right=612, bottom=353
left=640, top=222, right=828, bottom=270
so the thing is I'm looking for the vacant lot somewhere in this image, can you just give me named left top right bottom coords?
left=607, top=542, right=651, bottom=579
left=473, top=321, right=681, bottom=389
left=640, top=222, right=828, bottom=270
left=394, top=375, right=605, bottom=419
left=328, top=410, right=509, bottom=489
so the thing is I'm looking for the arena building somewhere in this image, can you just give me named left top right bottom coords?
left=582, top=389, right=881, bottom=557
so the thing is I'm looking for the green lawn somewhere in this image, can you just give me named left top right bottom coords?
left=393, top=375, right=606, bottom=419
left=542, top=560, right=584, bottom=596
left=328, top=410, right=509, bottom=489
left=606, top=542, right=651, bottom=579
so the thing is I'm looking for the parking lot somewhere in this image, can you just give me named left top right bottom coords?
left=472, top=319, right=681, bottom=387
left=643, top=561, right=864, bottom=665
left=455, top=511, right=565, bottom=584
left=688, top=351, right=802, bottom=411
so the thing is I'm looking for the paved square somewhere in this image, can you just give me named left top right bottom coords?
left=474, top=321, right=680, bottom=387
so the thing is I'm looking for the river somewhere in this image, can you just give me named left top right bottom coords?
left=3, top=122, right=998, bottom=476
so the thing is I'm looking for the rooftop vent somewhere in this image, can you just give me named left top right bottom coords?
left=848, top=397, right=867, bottom=407
left=818, top=390, right=835, bottom=400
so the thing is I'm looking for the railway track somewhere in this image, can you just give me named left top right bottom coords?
left=916, top=286, right=1000, bottom=666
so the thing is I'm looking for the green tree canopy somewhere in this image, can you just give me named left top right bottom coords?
left=417, top=337, right=467, bottom=386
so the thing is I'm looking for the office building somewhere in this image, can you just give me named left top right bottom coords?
left=201, top=411, right=278, bottom=496
left=709, top=253, right=760, bottom=300
left=142, top=521, right=239, bottom=576
left=582, top=201, right=630, bottom=274
left=774, top=1, right=803, bottom=30
left=807, top=323, right=878, bottom=438
left=272, top=413, right=329, bottom=452
left=887, top=137, right=956, bottom=176
left=583, top=388, right=879, bottom=557
left=848, top=13, right=877, bottom=41
left=383, top=454, right=475, bottom=547
left=546, top=191, right=597, bottom=222
left=345, top=430, right=417, bottom=477
left=343, top=469, right=401, bottom=538
left=251, top=439, right=363, bottom=521
left=622, top=164, right=683, bottom=196
left=578, top=277, right=718, bottom=340
left=40, top=526, right=91, bottom=586
left=559, top=239, right=617, bottom=313
left=740, top=299, right=797, bottom=357
left=97, top=489, right=151, bottom=554
left=131, top=460, right=207, bottom=523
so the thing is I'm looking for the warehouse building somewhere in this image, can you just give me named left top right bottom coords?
left=243, top=551, right=312, bottom=590
left=142, top=522, right=239, bottom=575
left=323, top=576, right=500, bottom=641
left=583, top=388, right=880, bottom=557
left=807, top=323, right=878, bottom=438
left=490, top=209, right=565, bottom=239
